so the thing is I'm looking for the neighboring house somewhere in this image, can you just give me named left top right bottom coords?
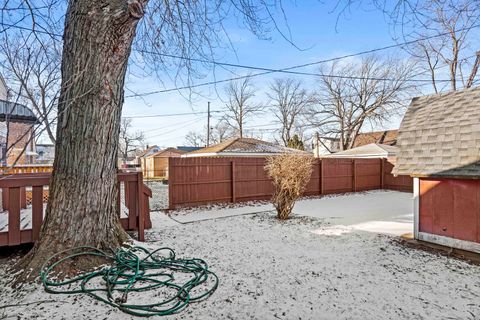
left=0, top=74, right=8, bottom=101
left=134, top=145, right=161, bottom=171
left=0, top=100, right=38, bottom=166
left=142, top=147, right=187, bottom=179
left=312, top=136, right=341, bottom=157
left=312, top=129, right=398, bottom=157
left=393, top=86, right=480, bottom=253
left=353, top=130, right=398, bottom=148
left=325, top=143, right=398, bottom=160
left=183, top=137, right=310, bottom=158
left=138, top=145, right=161, bottom=158
left=35, top=144, right=55, bottom=164
left=176, top=146, right=203, bottom=153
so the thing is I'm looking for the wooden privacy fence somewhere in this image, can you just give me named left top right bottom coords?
left=0, top=172, right=152, bottom=247
left=0, top=165, right=53, bottom=174
left=168, top=157, right=413, bottom=209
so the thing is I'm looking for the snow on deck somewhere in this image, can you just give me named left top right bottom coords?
left=0, top=204, right=130, bottom=232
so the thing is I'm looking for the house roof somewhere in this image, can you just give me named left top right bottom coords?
left=185, top=137, right=309, bottom=157
left=176, top=146, right=203, bottom=152
left=393, top=86, right=480, bottom=178
left=138, top=145, right=160, bottom=158
left=146, top=147, right=187, bottom=158
left=325, top=143, right=398, bottom=158
left=0, top=100, right=37, bottom=123
left=353, top=130, right=398, bottom=147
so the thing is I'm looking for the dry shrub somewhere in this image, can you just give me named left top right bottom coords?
left=265, top=154, right=314, bottom=220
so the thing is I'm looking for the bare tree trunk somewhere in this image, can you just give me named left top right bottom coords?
left=467, top=51, right=480, bottom=88
left=17, top=0, right=147, bottom=280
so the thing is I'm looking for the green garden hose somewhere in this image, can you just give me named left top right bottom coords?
left=40, top=246, right=219, bottom=317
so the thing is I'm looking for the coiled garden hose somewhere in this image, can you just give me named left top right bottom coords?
left=40, top=246, right=219, bottom=317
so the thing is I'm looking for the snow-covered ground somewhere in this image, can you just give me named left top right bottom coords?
left=170, top=190, right=413, bottom=236
left=144, top=181, right=168, bottom=210
left=1, top=191, right=479, bottom=319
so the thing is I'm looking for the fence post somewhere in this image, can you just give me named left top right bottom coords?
left=318, top=159, right=323, bottom=195
left=352, top=159, right=357, bottom=192
left=137, top=172, right=145, bottom=242
left=8, top=187, right=21, bottom=245
left=31, top=186, right=43, bottom=241
left=380, top=158, right=385, bottom=189
left=168, top=157, right=173, bottom=210
left=231, top=160, right=236, bottom=203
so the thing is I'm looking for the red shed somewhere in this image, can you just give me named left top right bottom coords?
left=394, top=87, right=480, bottom=253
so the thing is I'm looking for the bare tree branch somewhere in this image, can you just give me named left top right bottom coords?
left=307, top=55, right=416, bottom=150
left=223, top=76, right=263, bottom=138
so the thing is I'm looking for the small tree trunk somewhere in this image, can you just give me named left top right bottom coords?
left=17, top=0, right=147, bottom=281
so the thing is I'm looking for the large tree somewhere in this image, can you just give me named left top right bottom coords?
left=223, top=77, right=263, bottom=138
left=2, top=0, right=292, bottom=279
left=307, top=55, right=415, bottom=150
left=267, top=78, right=311, bottom=146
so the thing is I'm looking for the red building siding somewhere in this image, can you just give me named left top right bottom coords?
left=420, top=178, right=480, bottom=243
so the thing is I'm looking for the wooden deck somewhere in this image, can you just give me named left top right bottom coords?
left=0, top=172, right=152, bottom=247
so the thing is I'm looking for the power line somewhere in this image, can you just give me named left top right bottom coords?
left=126, top=24, right=480, bottom=98
left=144, top=118, right=201, bottom=139
left=122, top=110, right=224, bottom=119
left=2, top=21, right=479, bottom=96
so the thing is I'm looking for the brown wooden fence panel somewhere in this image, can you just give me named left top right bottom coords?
left=322, top=158, right=353, bottom=194
left=383, top=160, right=413, bottom=191
left=355, top=159, right=382, bottom=191
left=304, top=160, right=321, bottom=196
left=235, top=158, right=273, bottom=201
left=169, top=156, right=413, bottom=209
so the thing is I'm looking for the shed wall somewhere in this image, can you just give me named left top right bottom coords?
left=419, top=178, right=480, bottom=243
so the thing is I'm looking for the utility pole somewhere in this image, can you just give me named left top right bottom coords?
left=206, top=101, right=211, bottom=146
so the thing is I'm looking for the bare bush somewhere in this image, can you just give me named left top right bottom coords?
left=265, top=154, right=314, bottom=220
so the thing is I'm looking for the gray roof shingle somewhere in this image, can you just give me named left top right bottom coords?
left=393, top=86, right=480, bottom=178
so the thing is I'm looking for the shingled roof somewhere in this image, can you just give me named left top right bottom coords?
left=146, top=147, right=187, bottom=158
left=393, top=86, right=480, bottom=178
left=353, top=130, right=398, bottom=147
left=325, top=143, right=398, bottom=158
left=184, top=137, right=309, bottom=157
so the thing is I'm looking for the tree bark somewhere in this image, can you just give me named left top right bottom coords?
left=17, top=0, right=147, bottom=280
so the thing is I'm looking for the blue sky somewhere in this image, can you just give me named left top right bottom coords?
left=122, top=1, right=413, bottom=148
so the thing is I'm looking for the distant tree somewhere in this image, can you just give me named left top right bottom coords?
left=307, top=55, right=416, bottom=150
left=0, top=35, right=61, bottom=143
left=118, top=118, right=145, bottom=163
left=224, top=77, right=263, bottom=138
left=210, top=120, right=234, bottom=144
left=286, top=134, right=305, bottom=150
left=184, top=130, right=205, bottom=147
left=184, top=120, right=234, bottom=147
left=268, top=78, right=312, bottom=146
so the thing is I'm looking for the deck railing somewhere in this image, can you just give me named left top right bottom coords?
left=0, top=172, right=152, bottom=247
left=0, top=165, right=53, bottom=174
